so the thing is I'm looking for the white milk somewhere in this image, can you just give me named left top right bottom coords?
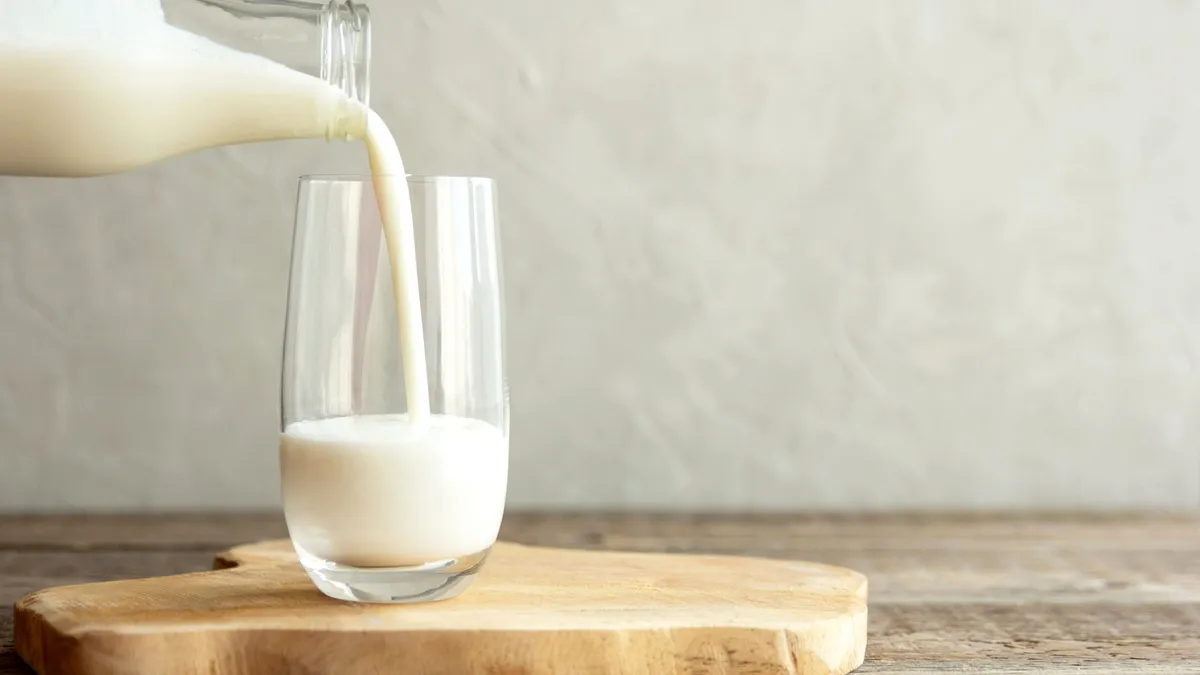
left=364, top=111, right=431, bottom=426
left=281, top=415, right=508, bottom=567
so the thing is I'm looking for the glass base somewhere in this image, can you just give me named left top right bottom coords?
left=296, top=546, right=491, bottom=603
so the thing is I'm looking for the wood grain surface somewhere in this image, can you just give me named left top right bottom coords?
left=14, top=539, right=868, bottom=675
left=3, top=513, right=1199, bottom=673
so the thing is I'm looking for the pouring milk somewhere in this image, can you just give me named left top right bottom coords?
left=0, top=0, right=506, bottom=566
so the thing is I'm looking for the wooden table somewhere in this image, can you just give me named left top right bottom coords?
left=1, top=513, right=1197, bottom=673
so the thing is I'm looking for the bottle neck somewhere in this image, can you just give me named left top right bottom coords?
left=321, top=1, right=371, bottom=108
left=162, top=0, right=371, bottom=106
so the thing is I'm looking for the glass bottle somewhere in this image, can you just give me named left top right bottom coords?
left=0, top=0, right=372, bottom=176
left=161, top=0, right=371, bottom=110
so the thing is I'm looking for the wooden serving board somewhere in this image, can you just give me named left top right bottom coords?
left=14, top=539, right=867, bottom=675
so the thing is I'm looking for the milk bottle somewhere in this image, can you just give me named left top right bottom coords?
left=0, top=0, right=370, bottom=176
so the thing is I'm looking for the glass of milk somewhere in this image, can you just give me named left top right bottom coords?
left=281, top=175, right=508, bottom=603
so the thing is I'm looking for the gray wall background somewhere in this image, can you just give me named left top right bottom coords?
left=2, top=1, right=1198, bottom=511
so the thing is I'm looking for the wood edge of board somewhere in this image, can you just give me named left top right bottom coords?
left=14, top=539, right=868, bottom=675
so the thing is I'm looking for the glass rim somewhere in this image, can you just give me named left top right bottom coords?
left=299, top=174, right=495, bottom=185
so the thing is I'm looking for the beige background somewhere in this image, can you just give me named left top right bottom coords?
left=1, top=1, right=1198, bottom=511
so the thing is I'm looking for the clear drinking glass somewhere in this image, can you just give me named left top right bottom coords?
left=281, top=175, right=507, bottom=603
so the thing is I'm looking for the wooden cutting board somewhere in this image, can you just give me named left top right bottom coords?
left=14, top=539, right=867, bottom=675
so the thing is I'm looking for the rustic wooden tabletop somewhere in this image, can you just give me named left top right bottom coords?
left=1, top=513, right=1198, bottom=673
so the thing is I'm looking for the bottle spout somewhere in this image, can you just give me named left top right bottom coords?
left=330, top=97, right=370, bottom=141
left=322, top=1, right=371, bottom=108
